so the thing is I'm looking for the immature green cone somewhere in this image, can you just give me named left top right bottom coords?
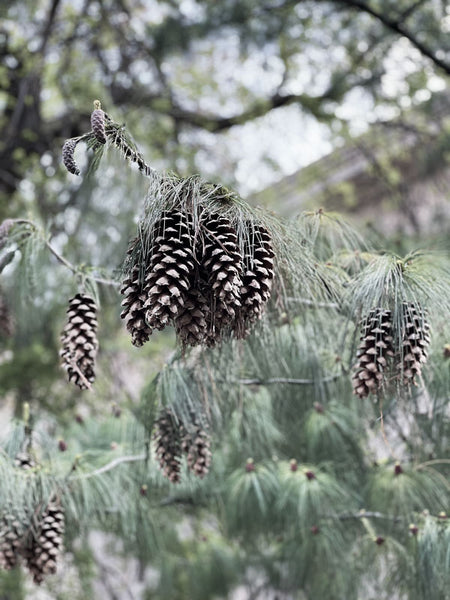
left=62, top=139, right=80, bottom=175
left=181, top=425, right=212, bottom=479
left=352, top=308, right=394, bottom=398
left=0, top=513, right=25, bottom=570
left=23, top=502, right=65, bottom=585
left=153, top=409, right=182, bottom=483
left=143, top=211, right=195, bottom=332
left=399, top=302, right=430, bottom=386
left=60, top=294, right=98, bottom=390
left=235, top=223, right=274, bottom=338
left=201, top=214, right=242, bottom=342
left=0, top=289, right=14, bottom=337
left=90, top=108, right=107, bottom=144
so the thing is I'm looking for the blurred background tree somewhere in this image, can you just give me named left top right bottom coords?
left=0, top=1, right=449, bottom=599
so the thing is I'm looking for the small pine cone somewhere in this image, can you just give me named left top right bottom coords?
left=23, top=502, right=65, bottom=585
left=181, top=425, right=212, bottom=479
left=235, top=223, right=274, bottom=338
left=0, top=513, right=25, bottom=570
left=399, top=302, right=430, bottom=386
left=91, top=108, right=107, bottom=144
left=174, top=287, right=210, bottom=347
left=153, top=409, right=182, bottom=483
left=143, top=211, right=195, bottom=331
left=62, top=139, right=80, bottom=175
left=352, top=308, right=394, bottom=398
left=201, top=214, right=243, bottom=329
left=120, top=262, right=152, bottom=347
left=60, top=294, right=98, bottom=390
left=0, top=290, right=14, bottom=337
left=0, top=219, right=14, bottom=250
left=14, top=452, right=36, bottom=470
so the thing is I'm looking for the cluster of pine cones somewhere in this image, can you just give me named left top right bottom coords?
left=0, top=456, right=65, bottom=584
left=120, top=209, right=274, bottom=348
left=60, top=293, right=98, bottom=390
left=352, top=303, right=430, bottom=398
left=153, top=409, right=212, bottom=483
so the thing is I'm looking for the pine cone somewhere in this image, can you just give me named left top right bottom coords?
left=153, top=409, right=182, bottom=483
left=23, top=502, right=65, bottom=585
left=201, top=214, right=243, bottom=341
left=352, top=308, right=394, bottom=398
left=0, top=513, right=25, bottom=570
left=235, top=223, right=274, bottom=338
left=181, top=425, right=212, bottom=479
left=0, top=289, right=14, bottom=337
left=399, top=302, right=430, bottom=386
left=91, top=108, right=107, bottom=144
left=62, top=139, right=80, bottom=175
left=0, top=219, right=14, bottom=250
left=143, top=211, right=195, bottom=331
left=60, top=294, right=98, bottom=390
left=120, top=238, right=152, bottom=347
left=174, top=286, right=210, bottom=347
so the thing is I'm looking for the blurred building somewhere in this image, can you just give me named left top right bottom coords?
left=252, top=93, right=450, bottom=234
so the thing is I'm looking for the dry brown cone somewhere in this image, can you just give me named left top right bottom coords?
left=91, top=107, right=107, bottom=144
left=399, top=302, right=430, bottom=386
left=174, top=286, right=210, bottom=347
left=235, top=223, right=275, bottom=338
left=153, top=409, right=182, bottom=483
left=143, top=211, right=195, bottom=332
left=352, top=308, right=394, bottom=398
left=0, top=512, right=25, bottom=570
left=0, top=289, right=14, bottom=337
left=60, top=294, right=98, bottom=390
left=201, top=214, right=242, bottom=343
left=23, top=501, right=65, bottom=585
left=62, top=139, right=80, bottom=175
left=181, top=425, right=212, bottom=479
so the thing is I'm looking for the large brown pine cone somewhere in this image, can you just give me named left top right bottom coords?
left=153, top=409, right=182, bottom=483
left=398, top=302, right=430, bottom=386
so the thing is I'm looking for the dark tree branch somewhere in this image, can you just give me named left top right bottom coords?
left=333, top=0, right=450, bottom=75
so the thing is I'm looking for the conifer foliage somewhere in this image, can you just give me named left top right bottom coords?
left=60, top=293, right=98, bottom=390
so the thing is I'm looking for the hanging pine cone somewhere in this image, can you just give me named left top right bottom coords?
left=153, top=409, right=182, bottom=483
left=0, top=512, right=25, bottom=570
left=399, top=302, right=430, bottom=386
left=174, top=286, right=210, bottom=347
left=235, top=223, right=275, bottom=338
left=0, top=289, right=14, bottom=337
left=120, top=239, right=152, bottom=347
left=23, top=502, right=65, bottom=585
left=60, top=294, right=98, bottom=390
left=143, top=211, right=195, bottom=332
left=62, top=139, right=80, bottom=175
left=352, top=308, right=394, bottom=398
left=201, top=214, right=242, bottom=342
left=181, top=425, right=212, bottom=479
left=91, top=107, right=107, bottom=144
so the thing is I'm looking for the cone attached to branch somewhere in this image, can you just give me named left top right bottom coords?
left=181, top=424, right=212, bottom=479
left=399, top=302, right=430, bottom=386
left=352, top=308, right=394, bottom=398
left=23, top=501, right=65, bottom=585
left=174, top=286, right=210, bottom=347
left=91, top=102, right=107, bottom=144
left=153, top=409, right=182, bottom=483
left=235, top=223, right=274, bottom=338
left=201, top=214, right=242, bottom=343
left=62, top=139, right=80, bottom=175
left=60, top=294, right=98, bottom=390
left=0, top=512, right=25, bottom=570
left=143, top=211, right=195, bottom=332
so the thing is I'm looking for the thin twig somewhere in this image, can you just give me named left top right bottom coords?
left=238, top=374, right=342, bottom=386
left=77, top=454, right=146, bottom=479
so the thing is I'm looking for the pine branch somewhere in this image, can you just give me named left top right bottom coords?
left=77, top=454, right=146, bottom=479
left=238, top=374, right=342, bottom=386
